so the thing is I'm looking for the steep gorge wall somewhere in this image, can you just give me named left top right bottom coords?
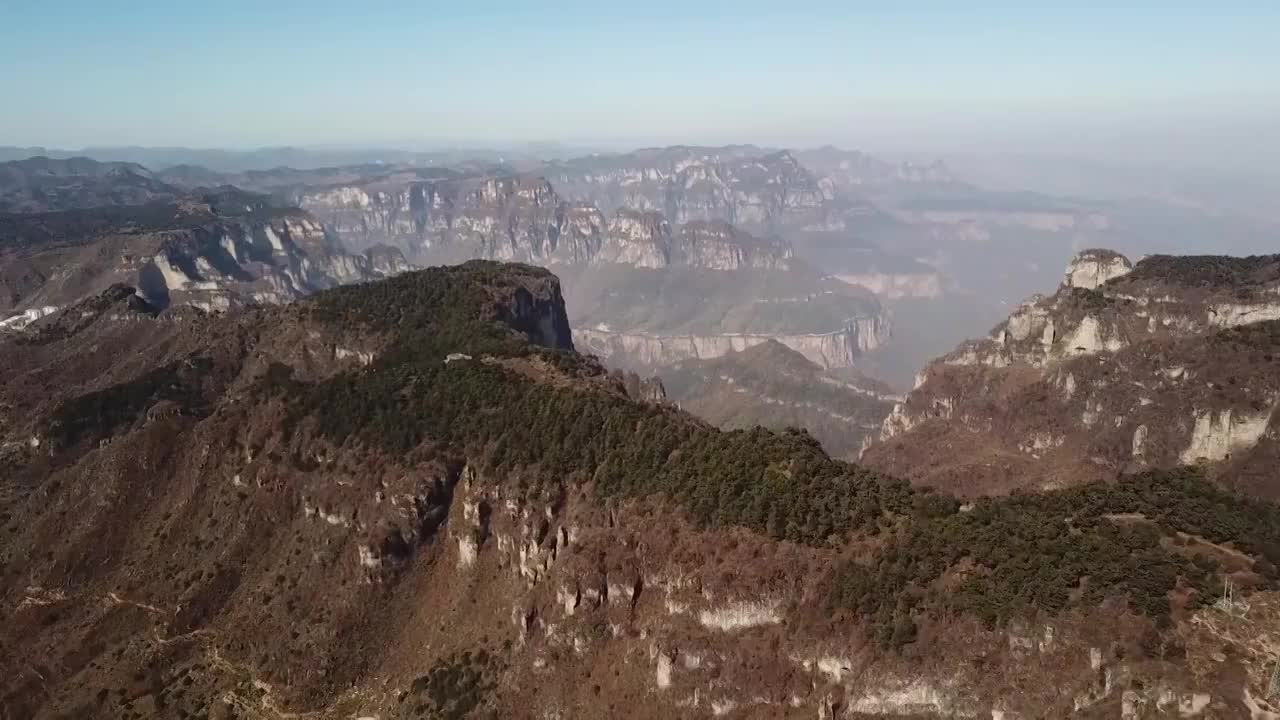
left=863, top=250, right=1280, bottom=497
left=574, top=313, right=889, bottom=370
left=297, top=175, right=795, bottom=272
left=544, top=148, right=832, bottom=230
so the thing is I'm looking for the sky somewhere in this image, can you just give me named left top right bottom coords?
left=2, top=1, right=1278, bottom=167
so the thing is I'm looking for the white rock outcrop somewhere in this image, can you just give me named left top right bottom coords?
left=0, top=305, right=59, bottom=331
left=1061, top=315, right=1124, bottom=355
left=1064, top=249, right=1134, bottom=290
left=1180, top=407, right=1275, bottom=463
left=698, top=599, right=782, bottom=631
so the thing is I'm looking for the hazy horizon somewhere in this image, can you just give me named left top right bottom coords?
left=4, top=2, right=1279, bottom=173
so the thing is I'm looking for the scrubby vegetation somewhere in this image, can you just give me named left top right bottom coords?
left=403, top=650, right=499, bottom=720
left=307, top=260, right=559, bottom=363
left=1212, top=319, right=1280, bottom=354
left=287, top=349, right=910, bottom=544
left=1062, top=286, right=1118, bottom=312
left=260, top=263, right=913, bottom=545
left=832, top=468, right=1280, bottom=648
left=1120, top=253, right=1280, bottom=289
left=662, top=340, right=887, bottom=421
left=256, top=263, right=1280, bottom=646
left=48, top=355, right=229, bottom=446
left=15, top=284, right=158, bottom=347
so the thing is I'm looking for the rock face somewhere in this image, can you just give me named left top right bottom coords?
left=297, top=172, right=796, bottom=272
left=297, top=174, right=565, bottom=261
left=0, top=198, right=407, bottom=323
left=1064, top=247, right=1134, bottom=289
left=862, top=249, right=1280, bottom=498
left=559, top=265, right=889, bottom=369
left=544, top=147, right=832, bottom=231
left=674, top=220, right=792, bottom=270
left=4, top=261, right=1279, bottom=720
left=596, top=208, right=670, bottom=268
left=574, top=314, right=889, bottom=370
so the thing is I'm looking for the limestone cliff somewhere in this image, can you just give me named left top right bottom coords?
left=297, top=172, right=796, bottom=272
left=574, top=314, right=889, bottom=370
left=862, top=249, right=1280, bottom=497
left=544, top=146, right=832, bottom=232
left=0, top=200, right=407, bottom=326
left=1063, top=247, right=1134, bottom=289
left=559, top=265, right=890, bottom=369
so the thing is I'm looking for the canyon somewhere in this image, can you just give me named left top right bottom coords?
left=287, top=156, right=894, bottom=372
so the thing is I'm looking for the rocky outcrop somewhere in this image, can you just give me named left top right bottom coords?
left=597, top=208, right=670, bottom=268
left=1064, top=248, right=1134, bottom=289
left=928, top=251, right=1280, bottom=371
left=863, top=250, right=1280, bottom=497
left=1180, top=407, right=1276, bottom=463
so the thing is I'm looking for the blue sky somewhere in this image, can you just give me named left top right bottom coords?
left=2, top=1, right=1277, bottom=161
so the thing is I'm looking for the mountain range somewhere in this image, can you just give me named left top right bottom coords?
left=4, top=252, right=1280, bottom=717
left=4, top=147, right=1280, bottom=718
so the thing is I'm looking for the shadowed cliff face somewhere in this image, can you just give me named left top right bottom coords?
left=863, top=249, right=1280, bottom=498
left=4, top=260, right=1280, bottom=720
